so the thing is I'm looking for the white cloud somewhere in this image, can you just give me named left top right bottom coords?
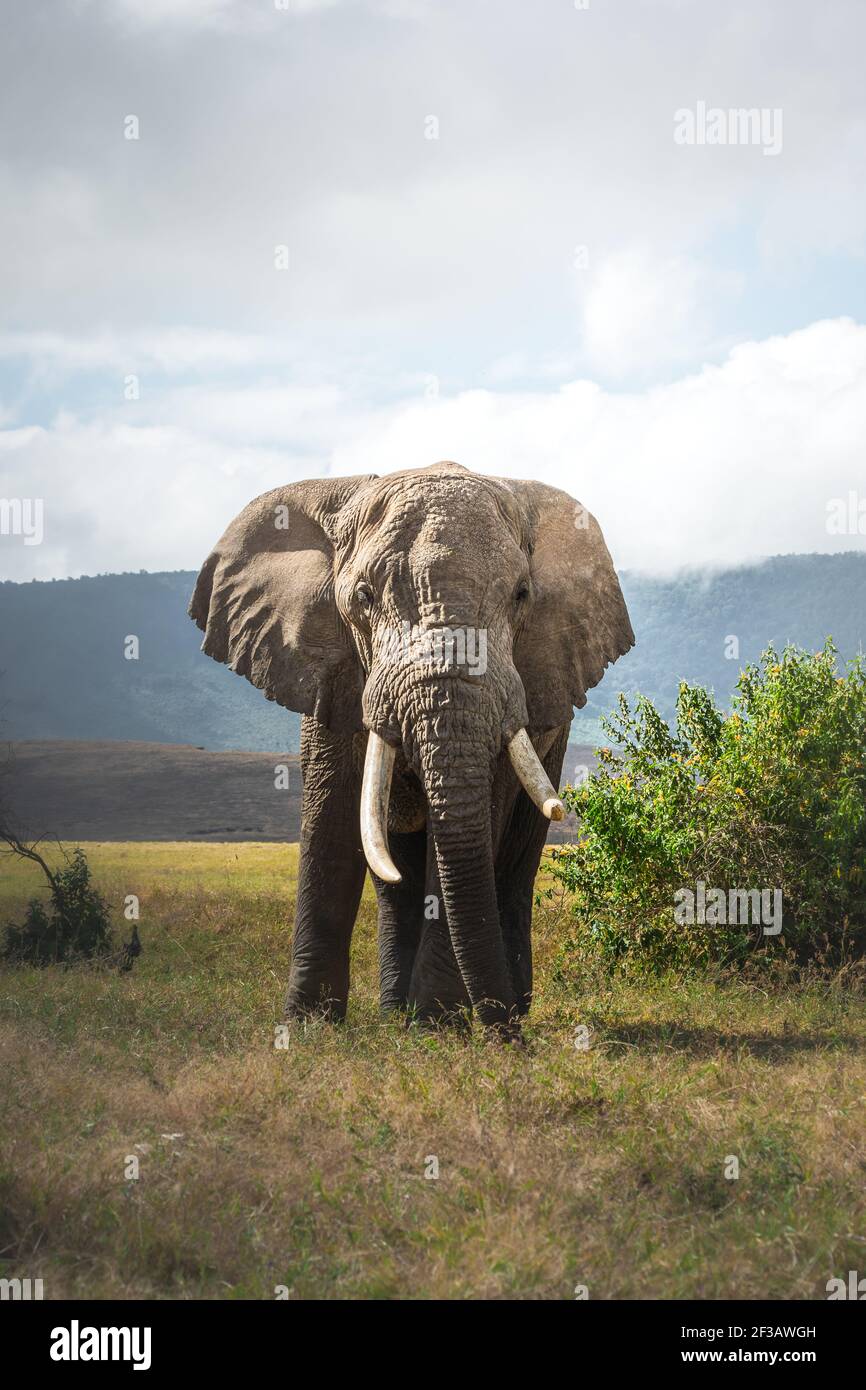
left=2, top=319, right=864, bottom=581
left=100, top=0, right=345, bottom=33
left=0, top=417, right=301, bottom=580
left=157, top=383, right=346, bottom=446
left=578, top=249, right=738, bottom=380
left=0, top=328, right=303, bottom=375
left=330, top=319, right=866, bottom=573
left=2, top=0, right=864, bottom=375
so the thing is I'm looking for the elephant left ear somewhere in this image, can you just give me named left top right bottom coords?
left=189, top=474, right=377, bottom=734
left=499, top=478, right=635, bottom=731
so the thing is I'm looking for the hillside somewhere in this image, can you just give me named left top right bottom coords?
left=583, top=552, right=866, bottom=728
left=4, top=741, right=302, bottom=843
left=1, top=554, right=864, bottom=750
left=0, top=571, right=298, bottom=752
left=3, top=740, right=594, bottom=844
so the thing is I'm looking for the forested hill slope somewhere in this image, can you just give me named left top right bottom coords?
left=580, top=551, right=866, bottom=729
left=0, top=570, right=298, bottom=752
left=1, top=553, right=863, bottom=751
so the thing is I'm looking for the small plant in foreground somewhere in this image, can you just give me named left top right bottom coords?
left=550, top=642, right=866, bottom=976
left=2, top=846, right=113, bottom=965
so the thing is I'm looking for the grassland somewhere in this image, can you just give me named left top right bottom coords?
left=1, top=842, right=865, bottom=1300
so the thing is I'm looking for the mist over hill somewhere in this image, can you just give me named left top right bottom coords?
left=578, top=551, right=866, bottom=736
left=1, top=554, right=864, bottom=752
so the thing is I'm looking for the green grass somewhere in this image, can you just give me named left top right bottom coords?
left=1, top=842, right=865, bottom=1300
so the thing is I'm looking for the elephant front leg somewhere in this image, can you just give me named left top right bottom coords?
left=495, top=725, right=569, bottom=1016
left=283, top=718, right=366, bottom=1022
left=372, top=828, right=427, bottom=1014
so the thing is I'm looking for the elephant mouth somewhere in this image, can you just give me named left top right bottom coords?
left=387, top=755, right=427, bottom=834
left=359, top=727, right=565, bottom=884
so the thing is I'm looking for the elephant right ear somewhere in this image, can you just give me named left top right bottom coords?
left=189, top=475, right=376, bottom=734
left=499, top=477, right=635, bottom=731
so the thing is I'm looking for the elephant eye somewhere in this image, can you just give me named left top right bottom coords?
left=514, top=581, right=530, bottom=604
left=356, top=581, right=374, bottom=612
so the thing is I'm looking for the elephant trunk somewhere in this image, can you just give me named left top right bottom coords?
left=402, top=689, right=518, bottom=1035
left=430, top=815, right=516, bottom=1034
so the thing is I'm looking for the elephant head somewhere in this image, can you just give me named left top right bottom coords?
left=190, top=462, right=633, bottom=1030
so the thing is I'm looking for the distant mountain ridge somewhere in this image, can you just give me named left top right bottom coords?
left=580, top=551, right=866, bottom=733
left=1, top=554, right=864, bottom=752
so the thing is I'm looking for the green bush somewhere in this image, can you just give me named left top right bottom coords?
left=550, top=642, right=866, bottom=976
left=2, top=847, right=113, bottom=965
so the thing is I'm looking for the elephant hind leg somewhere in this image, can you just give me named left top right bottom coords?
left=372, top=828, right=428, bottom=1014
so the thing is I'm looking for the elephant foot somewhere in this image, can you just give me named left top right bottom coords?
left=378, top=1001, right=419, bottom=1034
left=379, top=993, right=412, bottom=1017
left=410, top=1000, right=473, bottom=1036
left=485, top=1020, right=526, bottom=1049
left=283, top=985, right=347, bottom=1023
left=473, top=999, right=525, bottom=1047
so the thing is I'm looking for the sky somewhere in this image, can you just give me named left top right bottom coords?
left=1, top=0, right=865, bottom=581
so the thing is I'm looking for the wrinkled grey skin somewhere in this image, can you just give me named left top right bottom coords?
left=190, top=462, right=633, bottom=1039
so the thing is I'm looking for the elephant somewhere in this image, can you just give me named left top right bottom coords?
left=189, top=461, right=633, bottom=1040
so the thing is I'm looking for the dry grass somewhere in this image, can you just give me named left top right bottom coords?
left=1, top=842, right=865, bottom=1300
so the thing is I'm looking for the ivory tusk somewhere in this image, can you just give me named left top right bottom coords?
left=360, top=731, right=402, bottom=884
left=507, top=728, right=567, bottom=821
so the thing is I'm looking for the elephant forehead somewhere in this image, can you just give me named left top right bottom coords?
left=354, top=470, right=522, bottom=543
left=422, top=505, right=521, bottom=569
left=406, top=540, right=514, bottom=597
